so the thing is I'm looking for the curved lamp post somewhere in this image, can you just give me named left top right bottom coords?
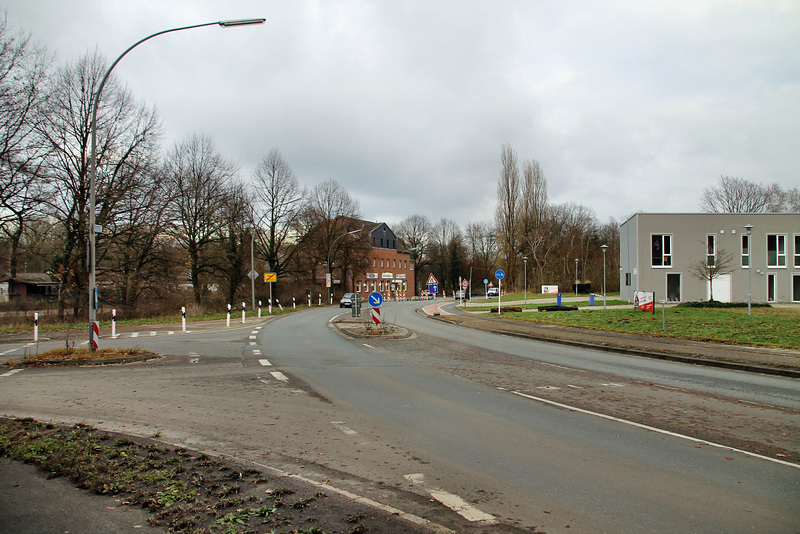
left=88, top=18, right=265, bottom=350
left=326, top=229, right=362, bottom=303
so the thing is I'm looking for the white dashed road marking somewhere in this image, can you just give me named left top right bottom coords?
left=131, top=332, right=139, bottom=338
left=404, top=474, right=497, bottom=524
left=331, top=421, right=358, bottom=435
left=258, top=359, right=272, bottom=367
left=252, top=349, right=262, bottom=355
left=270, top=371, right=289, bottom=382
left=1, top=369, right=23, bottom=378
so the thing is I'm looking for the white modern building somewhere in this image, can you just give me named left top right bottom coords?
left=619, top=213, right=800, bottom=303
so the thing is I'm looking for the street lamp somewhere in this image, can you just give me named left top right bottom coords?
left=601, top=244, right=608, bottom=309
left=88, top=18, right=265, bottom=350
left=327, top=228, right=362, bottom=303
left=744, top=224, right=753, bottom=316
left=574, top=258, right=579, bottom=296
left=523, top=256, right=528, bottom=304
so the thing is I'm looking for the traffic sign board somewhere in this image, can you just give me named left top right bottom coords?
left=426, top=273, right=439, bottom=285
left=368, top=292, right=383, bottom=307
left=263, top=272, right=277, bottom=283
left=495, top=269, right=505, bottom=280
left=461, top=279, right=469, bottom=289
left=428, top=283, right=438, bottom=294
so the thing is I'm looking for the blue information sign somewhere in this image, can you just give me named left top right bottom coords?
left=495, top=269, right=505, bottom=280
left=368, top=292, right=384, bottom=307
left=428, top=284, right=438, bottom=294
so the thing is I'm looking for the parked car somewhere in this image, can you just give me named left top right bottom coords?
left=486, top=287, right=499, bottom=297
left=339, top=293, right=357, bottom=308
left=454, top=289, right=468, bottom=300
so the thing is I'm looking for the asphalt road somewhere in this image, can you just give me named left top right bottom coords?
left=1, top=302, right=798, bottom=533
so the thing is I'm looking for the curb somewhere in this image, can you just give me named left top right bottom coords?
left=420, top=308, right=800, bottom=379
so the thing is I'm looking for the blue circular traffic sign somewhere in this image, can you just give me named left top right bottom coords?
left=495, top=269, right=505, bottom=280
left=368, top=292, right=384, bottom=307
left=483, top=279, right=489, bottom=284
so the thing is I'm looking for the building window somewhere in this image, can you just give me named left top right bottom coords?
left=706, top=234, right=716, bottom=267
left=393, top=259, right=396, bottom=268
left=380, top=259, right=384, bottom=268
left=741, top=234, right=750, bottom=268
left=625, top=272, right=631, bottom=286
left=794, top=235, right=800, bottom=267
left=767, top=234, right=786, bottom=267
left=651, top=234, right=672, bottom=267
left=356, top=280, right=362, bottom=292
left=373, top=259, right=376, bottom=267
left=379, top=281, right=383, bottom=291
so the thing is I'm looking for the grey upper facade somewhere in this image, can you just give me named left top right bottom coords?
left=619, top=213, right=800, bottom=303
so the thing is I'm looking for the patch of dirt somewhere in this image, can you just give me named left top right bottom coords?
left=0, top=417, right=430, bottom=534
left=5, top=348, right=157, bottom=367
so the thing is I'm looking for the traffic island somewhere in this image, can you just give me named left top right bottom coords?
left=330, top=317, right=412, bottom=339
left=490, top=306, right=524, bottom=313
left=4, top=348, right=158, bottom=368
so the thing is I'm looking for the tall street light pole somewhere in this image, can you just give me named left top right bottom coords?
left=523, top=256, right=527, bottom=304
left=88, top=18, right=265, bottom=350
left=744, top=224, right=753, bottom=316
left=327, top=229, right=362, bottom=303
left=574, top=258, right=579, bottom=296
left=601, top=244, right=608, bottom=309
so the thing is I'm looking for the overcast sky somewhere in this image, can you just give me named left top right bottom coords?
left=6, top=1, right=799, bottom=229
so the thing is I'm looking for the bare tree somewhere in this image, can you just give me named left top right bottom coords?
left=428, top=218, right=465, bottom=292
left=294, top=179, right=362, bottom=295
left=700, top=176, right=772, bottom=213
left=495, top=143, right=520, bottom=286
left=0, top=18, right=52, bottom=276
left=519, top=158, right=549, bottom=290
left=465, top=221, right=498, bottom=284
left=251, top=148, right=302, bottom=283
left=165, top=133, right=237, bottom=306
left=217, top=180, right=253, bottom=306
left=395, top=214, right=432, bottom=265
left=688, top=248, right=734, bottom=302
left=38, top=50, right=160, bottom=318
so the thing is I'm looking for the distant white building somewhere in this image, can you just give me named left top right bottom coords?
left=619, top=213, right=800, bottom=303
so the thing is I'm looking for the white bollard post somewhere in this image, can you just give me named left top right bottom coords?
left=226, top=304, right=231, bottom=327
left=293, top=297, right=296, bottom=309
left=277, top=299, right=283, bottom=311
left=242, top=301, right=246, bottom=324
left=181, top=307, right=186, bottom=333
left=318, top=294, right=322, bottom=306
left=268, top=298, right=272, bottom=314
left=34, top=312, right=39, bottom=342
left=308, top=296, right=311, bottom=307
left=112, top=309, right=116, bottom=338
left=258, top=300, right=262, bottom=318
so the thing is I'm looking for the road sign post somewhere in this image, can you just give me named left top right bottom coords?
left=495, top=269, right=505, bottom=315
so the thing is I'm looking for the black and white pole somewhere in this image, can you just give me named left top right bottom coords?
left=293, top=297, right=296, bottom=309
left=277, top=299, right=283, bottom=311
left=112, top=309, right=117, bottom=339
left=241, top=301, right=246, bottom=324
left=226, top=304, right=231, bottom=327
left=34, top=312, right=39, bottom=342
left=318, top=294, right=321, bottom=306
left=181, top=306, right=186, bottom=333
left=258, top=300, right=262, bottom=318
left=268, top=298, right=272, bottom=314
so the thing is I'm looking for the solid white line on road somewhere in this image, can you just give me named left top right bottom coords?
left=567, top=385, right=583, bottom=389
left=1, top=369, right=23, bottom=377
left=331, top=421, right=358, bottom=435
left=362, top=343, right=375, bottom=349
left=539, top=361, right=586, bottom=372
left=535, top=386, right=561, bottom=390
left=258, top=359, right=272, bottom=367
left=511, top=390, right=800, bottom=470
left=270, top=371, right=289, bottom=382
left=131, top=332, right=139, bottom=338
left=600, top=383, right=624, bottom=387
left=404, top=474, right=497, bottom=524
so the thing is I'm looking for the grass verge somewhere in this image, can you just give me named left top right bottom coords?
left=497, top=306, right=800, bottom=350
left=0, top=418, right=381, bottom=534
left=6, top=347, right=152, bottom=367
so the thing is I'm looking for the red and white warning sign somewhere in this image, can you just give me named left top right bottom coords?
left=371, top=307, right=382, bottom=324
left=461, top=279, right=469, bottom=290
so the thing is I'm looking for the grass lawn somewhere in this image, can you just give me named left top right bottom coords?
left=498, top=305, right=800, bottom=350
